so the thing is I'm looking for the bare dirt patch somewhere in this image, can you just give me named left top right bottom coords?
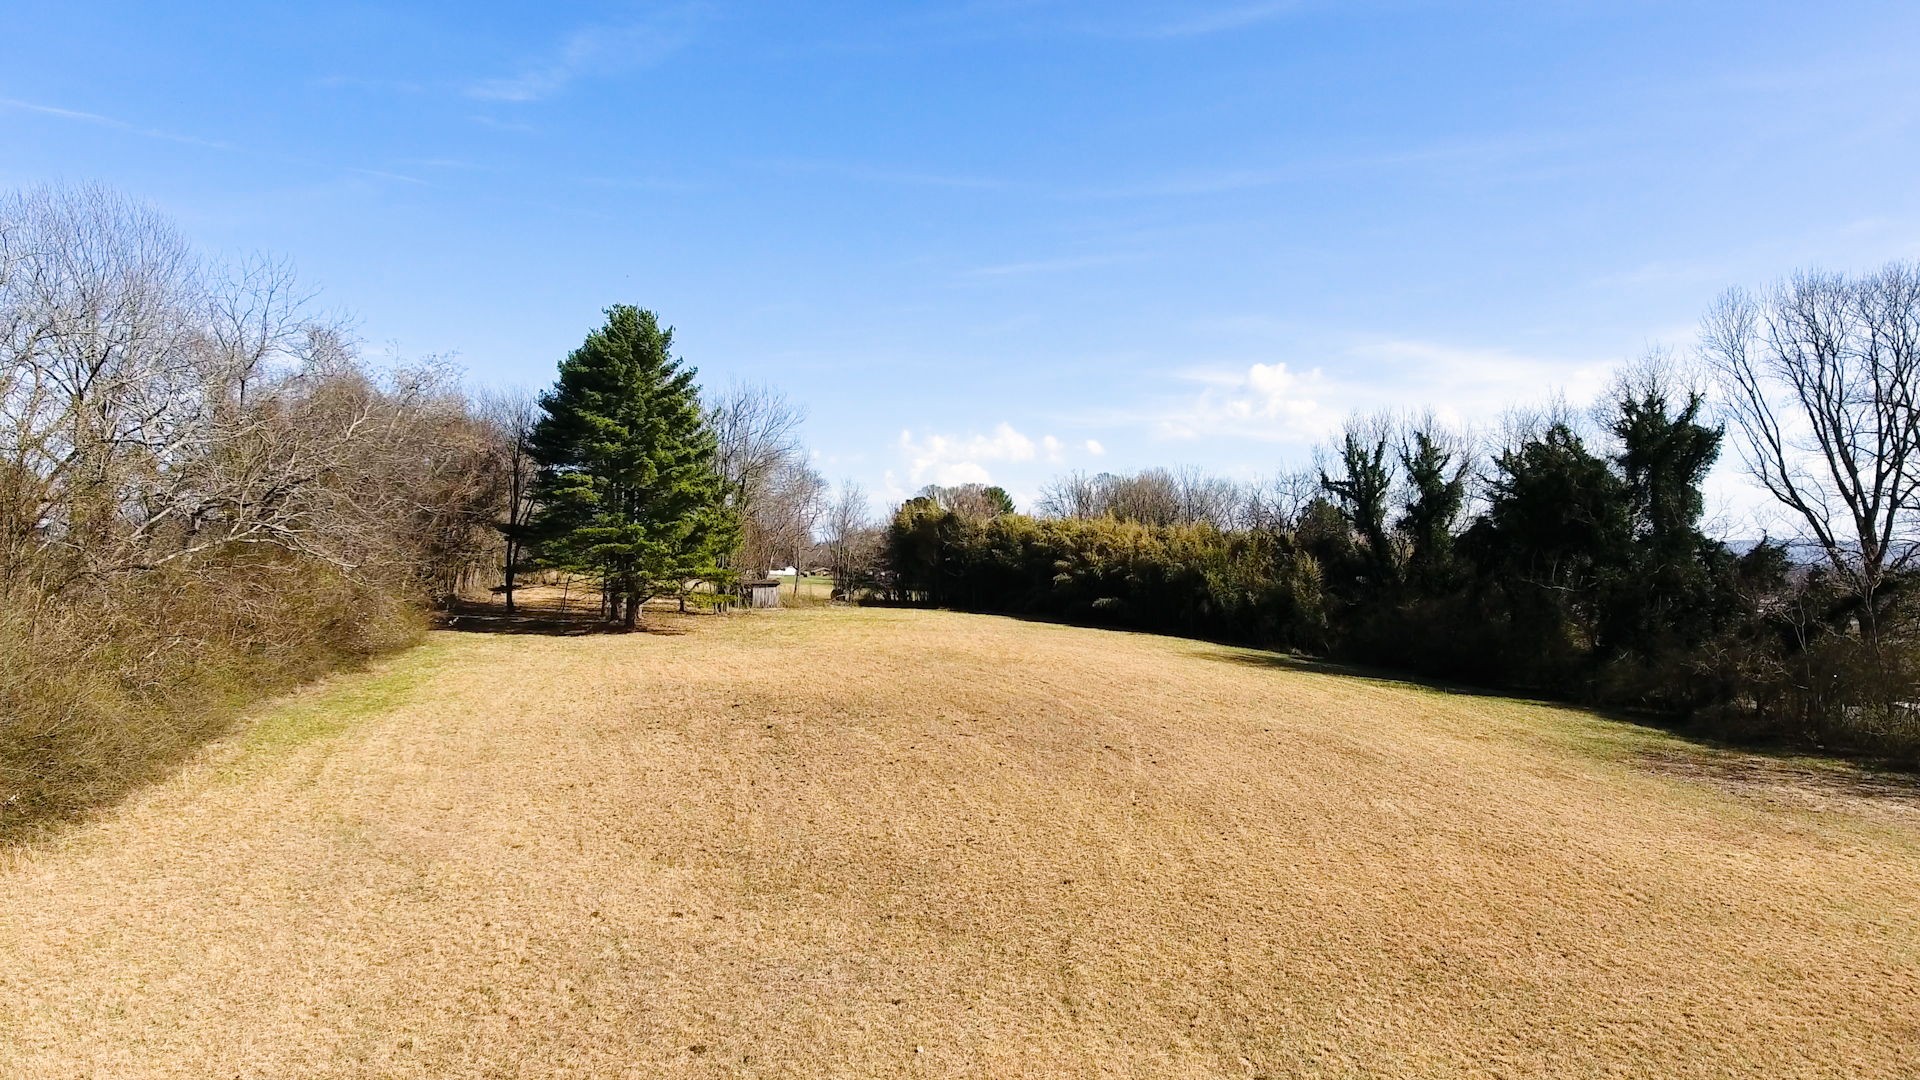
left=1633, top=747, right=1920, bottom=826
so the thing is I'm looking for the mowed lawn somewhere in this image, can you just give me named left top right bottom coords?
left=2, top=606, right=1917, bottom=1078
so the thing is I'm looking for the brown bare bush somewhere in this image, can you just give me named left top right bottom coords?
left=0, top=183, right=506, bottom=837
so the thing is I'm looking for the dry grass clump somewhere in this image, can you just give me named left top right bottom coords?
left=0, top=559, right=421, bottom=839
left=1, top=605, right=1917, bottom=1077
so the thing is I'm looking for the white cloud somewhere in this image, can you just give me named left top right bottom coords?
left=898, top=422, right=1039, bottom=486
left=937, top=461, right=993, bottom=485
left=1046, top=1, right=1302, bottom=40
left=1133, top=1, right=1302, bottom=38
left=1113, top=339, right=1617, bottom=448
left=466, top=11, right=702, bottom=102
left=894, top=423, right=1097, bottom=487
left=1153, top=361, right=1340, bottom=442
left=0, top=96, right=234, bottom=150
left=1344, top=339, right=1614, bottom=428
left=0, top=96, right=431, bottom=184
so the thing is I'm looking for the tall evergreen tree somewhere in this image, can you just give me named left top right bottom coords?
left=1320, top=429, right=1397, bottom=583
left=1610, top=385, right=1720, bottom=558
left=1466, top=423, right=1631, bottom=687
left=1600, top=382, right=1729, bottom=664
left=529, top=306, right=735, bottom=627
left=1397, top=428, right=1469, bottom=590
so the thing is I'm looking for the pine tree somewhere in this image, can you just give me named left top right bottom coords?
left=1396, top=429, right=1468, bottom=590
left=528, top=306, right=735, bottom=627
left=1319, top=429, right=1396, bottom=583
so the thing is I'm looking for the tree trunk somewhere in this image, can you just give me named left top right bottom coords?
left=503, top=538, right=517, bottom=613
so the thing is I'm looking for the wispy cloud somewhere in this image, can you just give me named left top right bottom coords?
left=0, top=96, right=233, bottom=151
left=1087, top=338, right=1616, bottom=447
left=465, top=8, right=707, bottom=103
left=1153, top=362, right=1340, bottom=441
left=1078, top=131, right=1585, bottom=200
left=394, top=157, right=493, bottom=172
left=1592, top=217, right=1920, bottom=293
left=0, top=96, right=427, bottom=185
left=756, top=130, right=1573, bottom=206
left=1341, top=339, right=1614, bottom=426
left=933, top=0, right=1309, bottom=43
left=342, top=166, right=429, bottom=186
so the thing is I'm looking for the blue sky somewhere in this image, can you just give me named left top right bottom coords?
left=6, top=1, right=1920, bottom=523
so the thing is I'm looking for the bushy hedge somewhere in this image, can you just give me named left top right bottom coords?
left=0, top=557, right=422, bottom=837
left=888, top=506, right=1326, bottom=648
left=887, top=501, right=1918, bottom=765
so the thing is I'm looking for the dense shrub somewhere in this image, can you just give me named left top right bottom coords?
left=0, top=559, right=422, bottom=835
left=0, top=185, right=508, bottom=837
left=887, top=503, right=1326, bottom=649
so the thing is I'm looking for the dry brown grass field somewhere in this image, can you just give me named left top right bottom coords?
left=2, top=599, right=1917, bottom=1078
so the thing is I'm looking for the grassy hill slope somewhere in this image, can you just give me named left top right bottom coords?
left=2, top=604, right=1915, bottom=1078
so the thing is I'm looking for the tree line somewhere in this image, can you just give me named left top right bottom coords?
left=0, top=184, right=830, bottom=835
left=885, top=266, right=1920, bottom=764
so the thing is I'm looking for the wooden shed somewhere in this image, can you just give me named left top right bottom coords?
left=742, top=580, right=781, bottom=608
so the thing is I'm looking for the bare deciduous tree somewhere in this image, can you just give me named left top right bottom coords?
left=1036, top=470, right=1102, bottom=519
left=1170, top=465, right=1240, bottom=528
left=1, top=182, right=527, bottom=834
left=706, top=381, right=814, bottom=583
left=0, top=183, right=507, bottom=603
left=482, top=388, right=540, bottom=612
left=1238, top=469, right=1320, bottom=531
left=1702, top=264, right=1920, bottom=642
left=749, top=459, right=826, bottom=591
left=822, top=479, right=877, bottom=598
left=1103, top=469, right=1182, bottom=526
left=1036, top=468, right=1240, bottom=528
left=917, top=482, right=1014, bottom=520
left=708, top=381, right=803, bottom=502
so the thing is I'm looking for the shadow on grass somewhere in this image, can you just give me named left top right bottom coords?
left=1194, top=645, right=1570, bottom=705
left=909, top=604, right=1920, bottom=813
left=437, top=596, right=697, bottom=636
left=1628, top=745, right=1920, bottom=818
left=1188, top=638, right=1920, bottom=814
